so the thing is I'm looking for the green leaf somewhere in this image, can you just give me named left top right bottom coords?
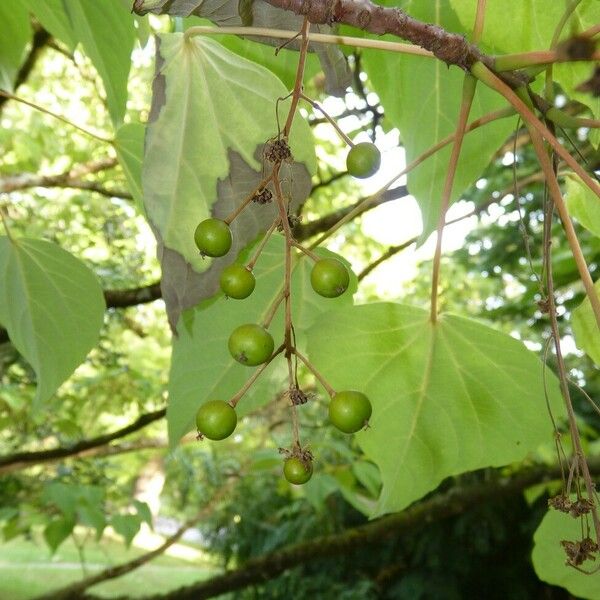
left=133, top=500, right=153, bottom=528
left=76, top=503, right=106, bottom=539
left=450, top=0, right=599, bottom=53
left=111, top=514, right=141, bottom=547
left=64, top=0, right=135, bottom=126
left=0, top=0, right=31, bottom=91
left=532, top=507, right=600, bottom=599
left=114, top=123, right=145, bottom=209
left=565, top=175, right=600, bottom=239
left=44, top=517, right=75, bottom=553
left=167, top=235, right=356, bottom=445
left=0, top=237, right=105, bottom=407
left=572, top=280, right=600, bottom=366
left=306, top=303, right=562, bottom=515
left=21, top=0, right=77, bottom=51
left=362, top=1, right=515, bottom=242
left=303, top=473, right=339, bottom=511
left=351, top=461, right=381, bottom=497
left=144, top=33, right=315, bottom=272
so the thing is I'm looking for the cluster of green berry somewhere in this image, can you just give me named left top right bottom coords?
left=191, top=138, right=381, bottom=485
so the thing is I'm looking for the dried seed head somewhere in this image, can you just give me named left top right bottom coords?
left=253, top=188, right=273, bottom=204
left=561, top=537, right=599, bottom=566
left=264, top=139, right=293, bottom=163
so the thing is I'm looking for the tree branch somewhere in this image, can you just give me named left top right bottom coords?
left=0, top=157, right=132, bottom=199
left=294, top=185, right=408, bottom=240
left=0, top=27, right=51, bottom=112
left=259, top=0, right=487, bottom=70
left=119, top=459, right=600, bottom=600
left=0, top=408, right=166, bottom=475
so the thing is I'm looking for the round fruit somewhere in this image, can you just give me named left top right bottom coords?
left=329, top=391, right=372, bottom=434
left=283, top=457, right=313, bottom=485
left=220, top=264, right=255, bottom=299
left=310, top=258, right=350, bottom=298
left=346, top=142, right=381, bottom=179
left=228, top=324, right=274, bottom=366
left=195, top=400, right=237, bottom=440
left=194, top=218, right=232, bottom=257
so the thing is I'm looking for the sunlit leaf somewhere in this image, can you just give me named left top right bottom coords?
left=64, top=0, right=135, bottom=126
left=565, top=174, right=600, bottom=239
left=362, top=1, right=515, bottom=242
left=21, top=0, right=77, bottom=50
left=572, top=280, right=600, bottom=367
left=306, top=303, right=562, bottom=515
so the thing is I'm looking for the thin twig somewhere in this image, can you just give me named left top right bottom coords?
left=0, top=89, right=112, bottom=143
left=430, top=76, right=477, bottom=322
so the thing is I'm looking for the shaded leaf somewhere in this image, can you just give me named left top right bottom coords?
left=111, top=514, right=141, bottom=547
left=44, top=517, right=75, bottom=554
left=306, top=303, right=562, bottom=515
left=0, top=237, right=105, bottom=407
left=532, top=507, right=600, bottom=599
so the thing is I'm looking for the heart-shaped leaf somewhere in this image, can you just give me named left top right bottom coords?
left=0, top=237, right=105, bottom=407
left=306, top=303, right=562, bottom=515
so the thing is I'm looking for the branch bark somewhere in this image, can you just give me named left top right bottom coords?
left=0, top=157, right=132, bottom=199
left=104, top=459, right=600, bottom=600
left=0, top=408, right=166, bottom=474
left=294, top=185, right=408, bottom=240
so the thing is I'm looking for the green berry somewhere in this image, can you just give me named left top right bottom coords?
left=329, top=391, right=372, bottom=434
left=346, top=142, right=381, bottom=179
left=310, top=258, right=350, bottom=298
left=220, top=264, right=255, bottom=299
left=194, top=218, right=232, bottom=257
left=228, top=324, right=274, bottom=366
left=283, top=457, right=313, bottom=485
left=196, top=400, right=237, bottom=440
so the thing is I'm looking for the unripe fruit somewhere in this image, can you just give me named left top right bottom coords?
left=283, top=457, right=313, bottom=485
left=196, top=400, right=237, bottom=440
left=310, top=258, right=350, bottom=298
left=194, top=218, right=232, bottom=257
left=220, top=264, right=255, bottom=299
left=228, top=324, right=274, bottom=366
left=329, top=391, right=372, bottom=434
left=346, top=142, right=381, bottom=179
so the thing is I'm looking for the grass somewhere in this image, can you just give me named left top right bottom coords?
left=0, top=533, right=217, bottom=599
